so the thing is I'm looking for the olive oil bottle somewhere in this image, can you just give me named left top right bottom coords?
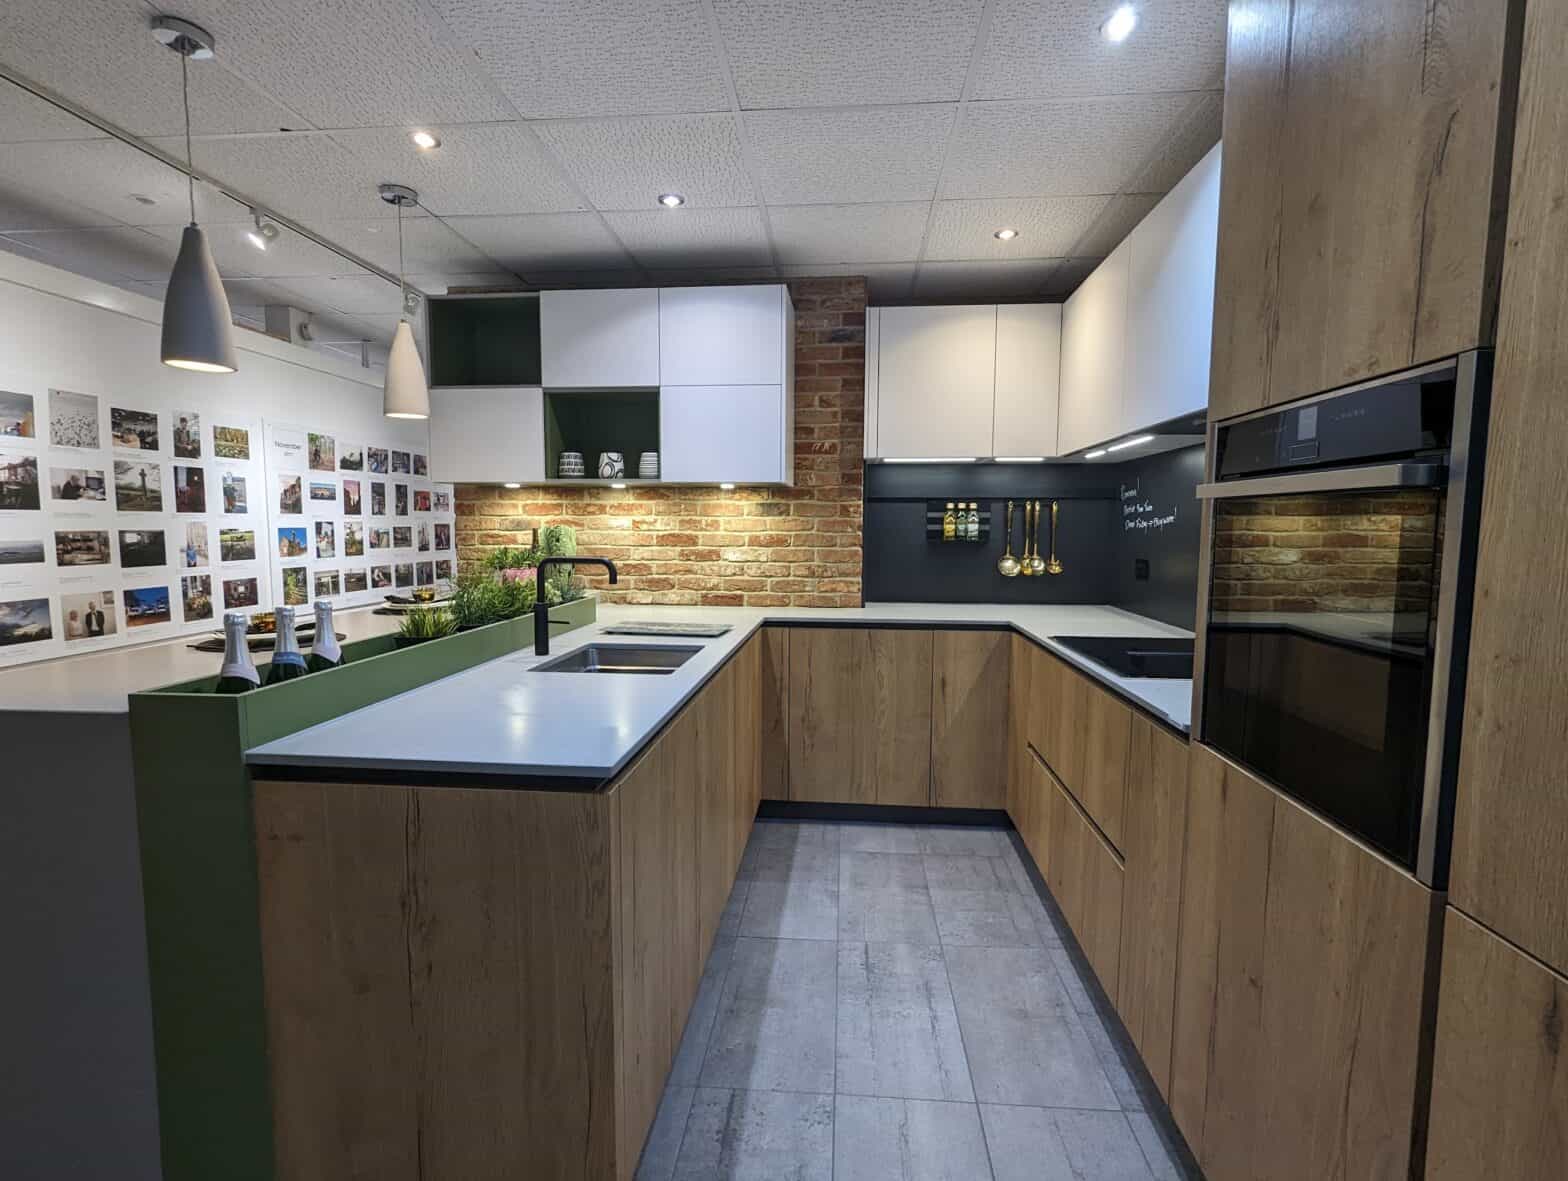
left=942, top=501, right=957, bottom=541
left=265, top=606, right=309, bottom=685
left=214, top=612, right=260, bottom=694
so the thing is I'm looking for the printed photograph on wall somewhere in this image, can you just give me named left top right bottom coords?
left=111, top=407, right=159, bottom=451
left=339, top=446, right=363, bottom=472
left=370, top=526, right=391, bottom=549
left=394, top=562, right=413, bottom=588
left=54, top=529, right=111, bottom=567
left=367, top=447, right=388, bottom=474
left=414, top=489, right=432, bottom=512
left=0, top=596, right=51, bottom=647
left=342, top=479, right=361, bottom=514
left=434, top=523, right=451, bottom=551
left=173, top=465, right=206, bottom=513
left=0, top=538, right=45, bottom=565
left=172, top=411, right=201, bottom=459
left=221, top=472, right=247, bottom=515
left=280, top=565, right=308, bottom=606
left=219, top=528, right=256, bottom=563
left=309, top=481, right=336, bottom=503
left=49, top=466, right=106, bottom=502
left=222, top=577, right=259, bottom=610
left=113, top=460, right=161, bottom=512
left=0, top=390, right=36, bottom=438
left=434, top=490, right=450, bottom=513
left=277, top=475, right=302, bottom=515
left=313, top=569, right=340, bottom=597
left=391, top=450, right=410, bottom=474
left=181, top=574, right=212, bottom=621
left=435, top=559, right=452, bottom=581
left=61, top=590, right=115, bottom=641
left=214, top=425, right=250, bottom=461
left=370, top=565, right=391, bottom=589
left=307, top=432, right=335, bottom=472
left=314, top=520, right=335, bottom=559
left=117, top=529, right=166, bottom=569
left=370, top=481, right=386, bottom=515
left=0, top=452, right=41, bottom=510
left=182, top=522, right=208, bottom=568
left=413, top=453, right=427, bottom=476
left=277, top=526, right=307, bottom=558
left=49, top=389, right=99, bottom=449
left=416, top=522, right=430, bottom=552
left=343, top=520, right=364, bottom=557
left=392, top=526, right=412, bottom=548
left=344, top=569, right=368, bottom=593
left=394, top=483, right=408, bottom=516
left=416, top=561, right=434, bottom=586
left=123, top=585, right=171, bottom=628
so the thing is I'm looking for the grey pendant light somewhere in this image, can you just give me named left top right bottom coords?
left=379, top=183, right=430, bottom=420
left=153, top=15, right=237, bottom=374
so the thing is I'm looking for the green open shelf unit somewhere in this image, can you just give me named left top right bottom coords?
left=544, top=387, right=661, bottom=479
left=128, top=596, right=596, bottom=1181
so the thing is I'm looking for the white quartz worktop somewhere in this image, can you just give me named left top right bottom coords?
left=243, top=603, right=1193, bottom=785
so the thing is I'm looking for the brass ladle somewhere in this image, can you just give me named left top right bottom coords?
left=1046, top=499, right=1064, bottom=575
left=997, top=500, right=1021, bottom=577
left=1027, top=499, right=1047, bottom=576
left=1019, top=501, right=1038, bottom=576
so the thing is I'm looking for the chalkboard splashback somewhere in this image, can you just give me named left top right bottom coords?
left=862, top=444, right=1204, bottom=629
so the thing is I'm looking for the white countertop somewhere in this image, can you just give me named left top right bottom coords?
left=243, top=603, right=1193, bottom=784
left=0, top=606, right=405, bottom=714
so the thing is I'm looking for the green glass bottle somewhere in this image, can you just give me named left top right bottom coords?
left=306, top=600, right=343, bottom=673
left=214, top=611, right=260, bottom=694
left=265, top=606, right=309, bottom=685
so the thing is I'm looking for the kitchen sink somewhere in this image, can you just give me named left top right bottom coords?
left=531, top=643, right=701, bottom=675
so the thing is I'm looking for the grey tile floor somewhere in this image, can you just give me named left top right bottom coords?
left=635, top=819, right=1202, bottom=1180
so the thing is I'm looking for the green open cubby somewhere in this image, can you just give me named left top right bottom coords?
left=427, top=294, right=541, bottom=388
left=544, top=387, right=661, bottom=480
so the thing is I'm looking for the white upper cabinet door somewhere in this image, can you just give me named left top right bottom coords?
left=659, top=285, right=788, bottom=386
left=875, top=305, right=997, bottom=458
left=1058, top=239, right=1131, bottom=455
left=660, top=385, right=788, bottom=484
left=428, top=387, right=544, bottom=484
left=992, top=304, right=1062, bottom=456
left=1125, top=143, right=1221, bottom=430
left=540, top=288, right=660, bottom=388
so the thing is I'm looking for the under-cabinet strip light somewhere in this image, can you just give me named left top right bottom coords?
left=993, top=456, right=1046, bottom=463
left=881, top=457, right=978, bottom=463
left=1105, top=434, right=1155, bottom=452
left=1084, top=449, right=1108, bottom=459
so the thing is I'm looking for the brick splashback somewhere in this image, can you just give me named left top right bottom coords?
left=454, top=276, right=866, bottom=607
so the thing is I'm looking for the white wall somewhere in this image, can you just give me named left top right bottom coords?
left=0, top=251, right=450, bottom=668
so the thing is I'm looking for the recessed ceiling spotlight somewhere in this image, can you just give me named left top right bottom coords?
left=246, top=210, right=279, bottom=251
left=1101, top=4, right=1138, bottom=42
left=658, top=192, right=686, bottom=208
left=993, top=228, right=1019, bottom=241
left=411, top=129, right=440, bottom=150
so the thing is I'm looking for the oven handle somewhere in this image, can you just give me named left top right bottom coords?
left=1196, top=461, right=1447, bottom=500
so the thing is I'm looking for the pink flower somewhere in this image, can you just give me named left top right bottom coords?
left=501, top=566, right=536, bottom=584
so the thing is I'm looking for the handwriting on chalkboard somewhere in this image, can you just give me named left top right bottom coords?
left=1119, top=480, right=1178, bottom=533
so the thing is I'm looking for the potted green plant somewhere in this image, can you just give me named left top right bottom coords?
left=395, top=606, right=458, bottom=647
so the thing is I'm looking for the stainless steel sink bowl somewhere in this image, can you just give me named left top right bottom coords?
left=531, top=643, right=701, bottom=675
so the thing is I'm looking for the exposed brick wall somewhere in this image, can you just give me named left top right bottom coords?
left=1210, top=492, right=1440, bottom=613
left=455, top=276, right=866, bottom=607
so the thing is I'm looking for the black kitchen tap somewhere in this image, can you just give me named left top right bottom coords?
left=534, top=557, right=618, bottom=655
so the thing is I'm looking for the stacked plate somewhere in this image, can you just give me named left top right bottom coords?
left=638, top=451, right=660, bottom=480
left=558, top=451, right=585, bottom=478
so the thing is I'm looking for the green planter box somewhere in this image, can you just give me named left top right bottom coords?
left=129, top=599, right=594, bottom=1181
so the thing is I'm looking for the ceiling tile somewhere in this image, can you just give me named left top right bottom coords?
left=426, top=0, right=731, bottom=118
left=142, top=132, right=379, bottom=221
left=712, top=0, right=986, bottom=108
left=970, top=0, right=1227, bottom=100
left=440, top=212, right=633, bottom=272
left=912, top=258, right=1061, bottom=302
left=940, top=93, right=1207, bottom=198
left=0, top=177, right=127, bottom=232
left=1068, top=193, right=1161, bottom=256
left=533, top=115, right=755, bottom=211
left=745, top=105, right=956, bottom=205
left=272, top=273, right=406, bottom=317
left=163, top=0, right=515, bottom=127
left=924, top=196, right=1109, bottom=260
left=779, top=262, right=916, bottom=304
left=768, top=203, right=930, bottom=265
left=312, top=212, right=507, bottom=277
left=1123, top=92, right=1223, bottom=194
left=0, top=224, right=178, bottom=281
left=1041, top=256, right=1100, bottom=298
left=0, top=137, right=248, bottom=227
left=0, top=82, right=107, bottom=142
left=602, top=206, right=771, bottom=268
left=141, top=220, right=371, bottom=280
left=0, top=2, right=309, bottom=136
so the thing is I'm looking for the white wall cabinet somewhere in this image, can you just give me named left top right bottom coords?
left=874, top=305, right=998, bottom=458
left=1125, top=143, right=1222, bottom=432
left=428, top=386, right=544, bottom=484
left=540, top=288, right=659, bottom=388
left=1059, top=238, right=1131, bottom=456
left=993, top=304, right=1062, bottom=456
left=660, top=384, right=790, bottom=483
left=660, top=285, right=788, bottom=385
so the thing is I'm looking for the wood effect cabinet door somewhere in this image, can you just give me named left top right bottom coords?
left=992, top=304, right=1061, bottom=456
left=731, top=635, right=762, bottom=860
left=1058, top=239, right=1129, bottom=454
left=1025, top=645, right=1133, bottom=852
left=1005, top=634, right=1034, bottom=833
left=1450, top=0, right=1568, bottom=981
left=1115, top=716, right=1189, bottom=1100
left=1209, top=0, right=1517, bottom=420
left=760, top=627, right=790, bottom=800
left=875, top=306, right=997, bottom=458
left=931, top=630, right=1010, bottom=809
left=788, top=627, right=934, bottom=806
left=1038, top=754, right=1124, bottom=994
left=1426, top=909, right=1568, bottom=1181
left=696, top=662, right=737, bottom=956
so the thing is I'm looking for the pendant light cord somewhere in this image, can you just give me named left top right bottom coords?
left=396, top=199, right=408, bottom=320
left=180, top=52, right=196, bottom=226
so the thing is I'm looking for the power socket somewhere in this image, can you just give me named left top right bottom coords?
left=1134, top=558, right=1150, bottom=581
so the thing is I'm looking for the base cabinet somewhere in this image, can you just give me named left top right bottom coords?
left=931, top=629, right=1010, bottom=809
left=760, top=627, right=789, bottom=800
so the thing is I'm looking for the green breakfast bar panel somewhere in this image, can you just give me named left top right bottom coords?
left=127, top=605, right=592, bottom=1181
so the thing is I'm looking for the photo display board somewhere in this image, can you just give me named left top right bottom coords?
left=0, top=387, right=453, bottom=667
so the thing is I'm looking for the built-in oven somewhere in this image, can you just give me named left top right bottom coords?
left=1194, top=352, right=1490, bottom=886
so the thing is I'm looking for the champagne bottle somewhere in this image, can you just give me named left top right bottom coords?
left=942, top=501, right=957, bottom=542
left=214, top=612, right=261, bottom=694
left=265, top=606, right=309, bottom=685
left=306, top=600, right=343, bottom=673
